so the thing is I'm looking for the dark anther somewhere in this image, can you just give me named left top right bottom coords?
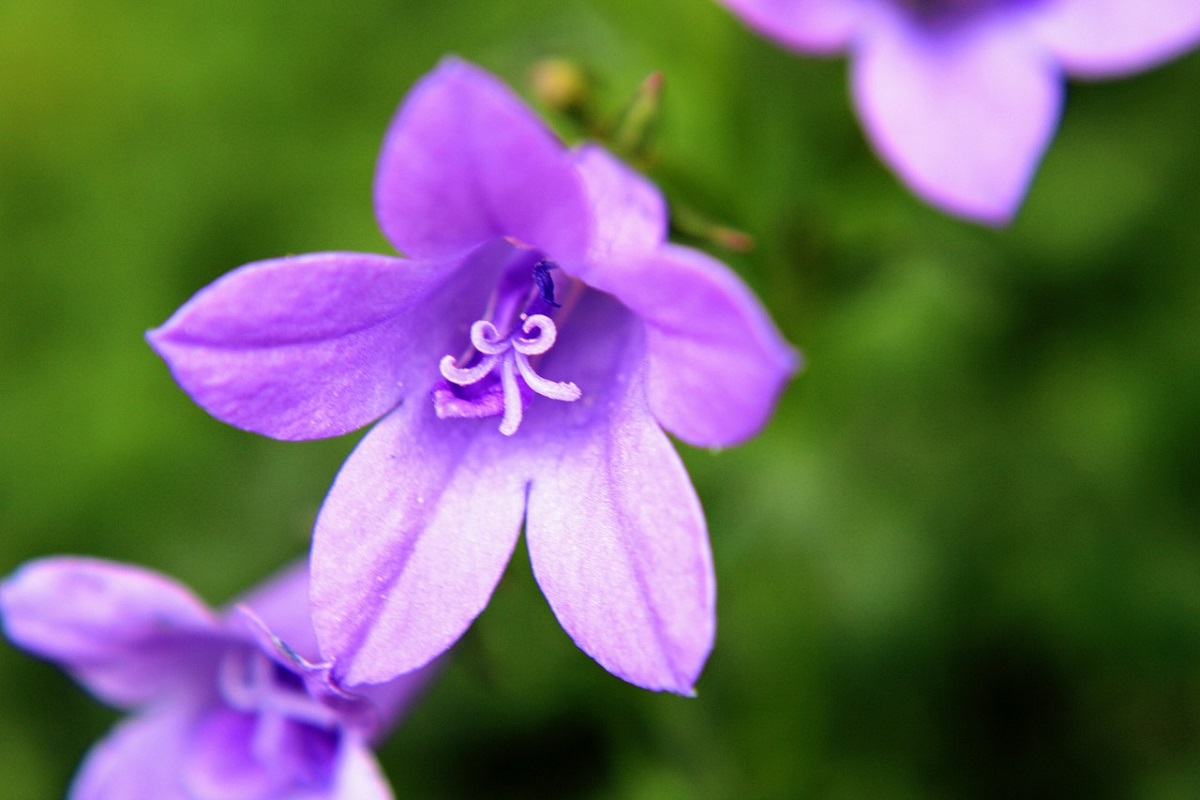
left=532, top=260, right=562, bottom=308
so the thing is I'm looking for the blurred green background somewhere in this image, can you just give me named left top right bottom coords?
left=3, top=0, right=1200, bottom=797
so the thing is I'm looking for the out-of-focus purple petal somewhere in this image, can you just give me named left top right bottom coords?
left=1031, top=0, right=1200, bottom=77
left=558, top=148, right=796, bottom=446
left=331, top=737, right=394, bottom=800
left=311, top=402, right=527, bottom=687
left=233, top=607, right=350, bottom=710
left=355, top=657, right=444, bottom=742
left=596, top=243, right=798, bottom=448
left=237, top=601, right=442, bottom=744
left=180, top=707, right=284, bottom=800
left=70, top=709, right=193, bottom=800
left=0, top=557, right=221, bottom=708
left=231, top=562, right=318, bottom=662
left=717, top=0, right=863, bottom=52
left=271, top=720, right=341, bottom=796
left=236, top=566, right=440, bottom=741
left=571, top=145, right=666, bottom=273
left=850, top=13, right=1062, bottom=223
left=147, top=252, right=470, bottom=441
left=374, top=57, right=589, bottom=268
left=523, top=320, right=715, bottom=694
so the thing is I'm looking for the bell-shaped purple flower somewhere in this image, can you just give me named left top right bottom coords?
left=147, top=58, right=797, bottom=695
left=715, top=0, right=1200, bottom=223
left=0, top=557, right=435, bottom=799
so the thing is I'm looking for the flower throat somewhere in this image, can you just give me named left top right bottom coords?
left=894, top=0, right=1042, bottom=26
left=432, top=251, right=582, bottom=436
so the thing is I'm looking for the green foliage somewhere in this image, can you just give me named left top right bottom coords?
left=2, top=0, right=1199, bottom=796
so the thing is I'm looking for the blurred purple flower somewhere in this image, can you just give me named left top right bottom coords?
left=0, top=557, right=434, bottom=799
left=147, top=58, right=797, bottom=695
left=716, top=0, right=1200, bottom=223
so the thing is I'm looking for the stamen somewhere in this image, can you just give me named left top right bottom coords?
left=439, top=353, right=498, bottom=385
left=252, top=706, right=288, bottom=766
left=469, top=320, right=509, bottom=355
left=263, top=682, right=341, bottom=729
left=433, top=275, right=582, bottom=435
left=218, top=648, right=341, bottom=731
left=514, top=352, right=581, bottom=401
left=498, top=356, right=524, bottom=436
left=218, top=648, right=259, bottom=712
left=532, top=260, right=562, bottom=308
left=512, top=314, right=557, bottom=355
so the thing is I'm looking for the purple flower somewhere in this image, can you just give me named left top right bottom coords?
left=0, top=557, right=434, bottom=799
left=147, top=58, right=797, bottom=695
left=716, top=0, right=1200, bottom=223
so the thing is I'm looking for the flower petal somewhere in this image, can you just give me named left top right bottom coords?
left=374, top=57, right=589, bottom=267
left=717, top=0, right=864, bottom=53
left=581, top=243, right=797, bottom=448
left=571, top=145, right=666, bottom=271
left=524, top=326, right=715, bottom=695
left=230, top=562, right=319, bottom=662
left=525, top=454, right=714, bottom=696
left=71, top=709, right=194, bottom=800
left=331, top=736, right=394, bottom=800
left=850, top=13, right=1062, bottom=223
left=0, top=557, right=220, bottom=708
left=559, top=149, right=795, bottom=446
left=641, top=246, right=798, bottom=447
left=354, top=661, right=441, bottom=742
left=237, top=598, right=441, bottom=742
left=147, top=252, right=469, bottom=441
left=180, top=707, right=290, bottom=800
left=311, top=401, right=527, bottom=687
left=1032, top=0, right=1200, bottom=78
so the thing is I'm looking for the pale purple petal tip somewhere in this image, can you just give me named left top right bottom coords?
left=374, top=56, right=590, bottom=267
left=525, top=334, right=716, bottom=695
left=148, top=252, right=452, bottom=441
left=331, top=737, right=395, bottom=800
left=70, top=711, right=193, bottom=800
left=571, top=145, right=667, bottom=275
left=528, top=427, right=715, bottom=694
left=311, top=402, right=527, bottom=687
left=1032, top=0, right=1200, bottom=78
left=717, top=0, right=863, bottom=53
left=851, top=16, right=1062, bottom=224
left=0, top=557, right=218, bottom=708
left=633, top=244, right=799, bottom=448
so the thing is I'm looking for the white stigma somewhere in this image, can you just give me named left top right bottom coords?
left=438, top=314, right=581, bottom=436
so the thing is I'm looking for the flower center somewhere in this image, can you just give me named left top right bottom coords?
left=433, top=255, right=582, bottom=436
left=892, top=0, right=1032, bottom=25
left=218, top=647, right=343, bottom=768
